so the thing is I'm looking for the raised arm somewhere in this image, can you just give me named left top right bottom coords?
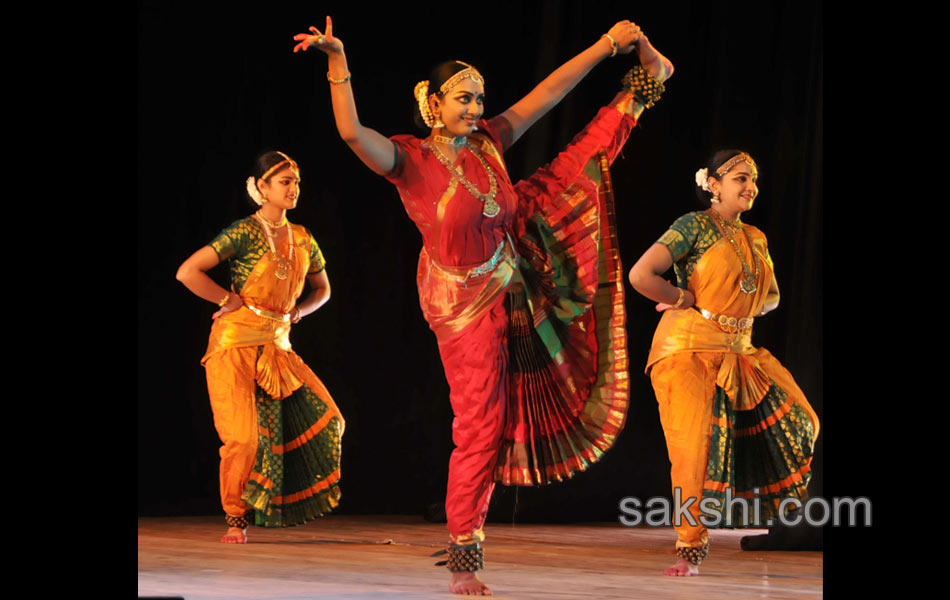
left=499, top=21, right=674, bottom=145
left=293, top=17, right=396, bottom=176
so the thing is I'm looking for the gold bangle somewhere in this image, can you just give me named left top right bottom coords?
left=601, top=33, right=619, bottom=57
left=327, top=72, right=351, bottom=84
left=671, top=287, right=686, bottom=309
left=217, top=292, right=231, bottom=307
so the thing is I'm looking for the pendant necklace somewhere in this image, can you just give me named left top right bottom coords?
left=428, top=139, right=500, bottom=218
left=708, top=209, right=758, bottom=294
left=254, top=211, right=294, bottom=280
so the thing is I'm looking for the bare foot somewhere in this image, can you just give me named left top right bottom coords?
left=637, top=35, right=675, bottom=82
left=449, top=571, right=492, bottom=595
left=220, top=526, right=247, bottom=544
left=663, top=558, right=699, bottom=577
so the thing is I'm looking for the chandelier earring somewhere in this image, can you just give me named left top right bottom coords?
left=711, top=190, right=720, bottom=204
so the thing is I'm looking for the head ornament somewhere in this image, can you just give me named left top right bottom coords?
left=246, top=151, right=299, bottom=206
left=414, top=61, right=485, bottom=129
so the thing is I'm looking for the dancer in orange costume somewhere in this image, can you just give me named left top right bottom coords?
left=177, top=151, right=344, bottom=543
left=628, top=149, right=819, bottom=576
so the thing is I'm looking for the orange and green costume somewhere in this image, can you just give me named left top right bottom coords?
left=201, top=217, right=344, bottom=527
left=646, top=210, right=819, bottom=563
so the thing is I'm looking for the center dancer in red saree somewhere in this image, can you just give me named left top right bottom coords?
left=293, top=16, right=673, bottom=595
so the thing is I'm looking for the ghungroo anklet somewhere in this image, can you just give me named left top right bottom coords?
left=225, top=514, right=249, bottom=529
left=622, top=65, right=666, bottom=109
left=432, top=543, right=485, bottom=572
left=675, top=543, right=709, bottom=565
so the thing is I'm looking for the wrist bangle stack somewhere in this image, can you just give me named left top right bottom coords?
left=601, top=33, right=619, bottom=57
left=218, top=292, right=231, bottom=307
left=327, top=72, right=352, bottom=84
left=621, top=65, right=666, bottom=109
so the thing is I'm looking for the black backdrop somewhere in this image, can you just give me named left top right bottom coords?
left=138, top=1, right=823, bottom=524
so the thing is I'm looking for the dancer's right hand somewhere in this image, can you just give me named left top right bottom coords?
left=211, top=293, right=244, bottom=319
left=292, top=16, right=343, bottom=54
left=655, top=289, right=694, bottom=312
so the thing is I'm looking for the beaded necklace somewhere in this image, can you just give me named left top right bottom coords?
left=253, top=212, right=294, bottom=280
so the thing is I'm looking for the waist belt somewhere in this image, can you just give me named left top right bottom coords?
left=431, top=235, right=517, bottom=283
left=245, top=303, right=290, bottom=323
left=695, top=306, right=753, bottom=332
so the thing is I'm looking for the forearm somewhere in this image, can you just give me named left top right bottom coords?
left=629, top=269, right=684, bottom=306
left=503, top=38, right=613, bottom=142
left=176, top=268, right=232, bottom=306
left=327, top=51, right=360, bottom=141
left=628, top=244, right=693, bottom=309
left=758, top=292, right=780, bottom=315
left=326, top=51, right=395, bottom=174
left=294, top=284, right=330, bottom=319
left=525, top=38, right=613, bottom=109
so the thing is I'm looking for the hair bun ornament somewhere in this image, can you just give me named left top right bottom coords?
left=694, top=168, right=710, bottom=191
left=246, top=176, right=264, bottom=206
left=414, top=80, right=435, bottom=128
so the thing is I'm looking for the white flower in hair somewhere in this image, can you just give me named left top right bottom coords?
left=246, top=176, right=264, bottom=206
left=694, top=168, right=710, bottom=191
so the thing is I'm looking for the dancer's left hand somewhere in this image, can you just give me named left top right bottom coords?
left=605, top=20, right=643, bottom=55
left=293, top=16, right=343, bottom=54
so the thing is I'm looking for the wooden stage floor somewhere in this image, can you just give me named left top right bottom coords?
left=138, top=515, right=822, bottom=599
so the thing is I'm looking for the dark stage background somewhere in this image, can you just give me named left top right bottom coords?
left=138, top=1, right=823, bottom=523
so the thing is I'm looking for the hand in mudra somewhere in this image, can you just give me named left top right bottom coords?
left=293, top=16, right=343, bottom=54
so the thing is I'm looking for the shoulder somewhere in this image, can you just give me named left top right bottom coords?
left=288, top=222, right=313, bottom=241
left=741, top=222, right=766, bottom=237
left=741, top=223, right=768, bottom=247
left=387, top=134, right=433, bottom=182
left=390, top=133, right=424, bottom=148
left=670, top=210, right=708, bottom=229
left=390, top=133, right=429, bottom=159
left=217, top=215, right=258, bottom=237
left=658, top=211, right=708, bottom=250
left=474, top=115, right=513, bottom=152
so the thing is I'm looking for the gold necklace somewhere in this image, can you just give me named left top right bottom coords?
left=427, top=140, right=500, bottom=217
left=433, top=134, right=466, bottom=148
left=253, top=213, right=294, bottom=280
left=256, top=210, right=288, bottom=230
left=707, top=209, right=758, bottom=294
